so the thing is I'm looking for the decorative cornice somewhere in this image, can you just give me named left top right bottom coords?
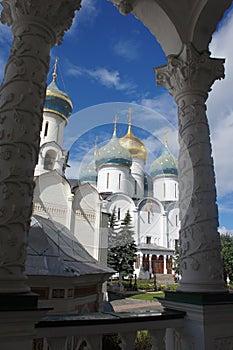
left=155, top=43, right=225, bottom=101
left=110, top=0, right=134, bottom=15
left=0, top=0, right=82, bottom=45
left=43, top=108, right=68, bottom=124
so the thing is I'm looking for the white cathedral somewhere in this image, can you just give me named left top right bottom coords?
left=33, top=65, right=180, bottom=281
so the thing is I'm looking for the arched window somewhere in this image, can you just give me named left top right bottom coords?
left=134, top=180, right=137, bottom=195
left=175, top=214, right=178, bottom=226
left=44, top=150, right=56, bottom=170
left=117, top=208, right=121, bottom=220
left=44, top=121, right=49, bottom=137
left=106, top=173, right=109, bottom=189
left=118, top=173, right=121, bottom=189
left=148, top=211, right=151, bottom=224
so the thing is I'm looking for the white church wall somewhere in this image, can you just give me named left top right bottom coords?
left=72, top=184, right=102, bottom=261
left=167, top=205, right=180, bottom=249
left=97, top=165, right=133, bottom=197
left=33, top=171, right=72, bottom=228
left=153, top=176, right=178, bottom=202
left=40, top=112, right=66, bottom=147
left=98, top=212, right=109, bottom=266
left=131, top=158, right=145, bottom=199
left=137, top=199, right=164, bottom=246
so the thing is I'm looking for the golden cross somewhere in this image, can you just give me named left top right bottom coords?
left=52, top=57, right=59, bottom=80
left=164, top=128, right=169, bottom=147
left=113, top=115, right=118, bottom=135
left=128, top=108, right=133, bottom=125
left=94, top=136, right=98, bottom=155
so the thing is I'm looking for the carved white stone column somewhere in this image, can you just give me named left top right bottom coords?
left=150, top=329, right=166, bottom=350
left=0, top=0, right=81, bottom=293
left=47, top=336, right=67, bottom=350
left=119, top=332, right=136, bottom=350
left=162, top=210, right=168, bottom=248
left=155, top=43, right=227, bottom=293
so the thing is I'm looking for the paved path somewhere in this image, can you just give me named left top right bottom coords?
left=111, top=298, right=163, bottom=313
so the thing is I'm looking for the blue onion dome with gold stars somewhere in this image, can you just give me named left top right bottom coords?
left=119, top=121, right=148, bottom=162
left=149, top=145, right=178, bottom=178
left=44, top=58, right=73, bottom=123
left=79, top=159, right=97, bottom=183
left=95, top=122, right=132, bottom=169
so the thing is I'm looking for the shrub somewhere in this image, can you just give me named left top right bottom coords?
left=103, top=331, right=151, bottom=350
left=135, top=331, right=151, bottom=350
left=102, top=334, right=121, bottom=350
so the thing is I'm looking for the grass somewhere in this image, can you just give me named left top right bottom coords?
left=128, top=292, right=164, bottom=301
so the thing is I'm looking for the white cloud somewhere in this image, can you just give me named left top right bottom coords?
left=68, top=64, right=136, bottom=92
left=68, top=0, right=99, bottom=34
left=207, top=9, right=233, bottom=198
left=139, top=92, right=177, bottom=124
left=219, top=226, right=233, bottom=235
left=65, top=160, right=81, bottom=179
left=113, top=39, right=140, bottom=61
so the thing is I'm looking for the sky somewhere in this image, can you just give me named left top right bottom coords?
left=0, top=1, right=233, bottom=232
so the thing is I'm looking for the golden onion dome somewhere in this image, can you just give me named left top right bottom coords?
left=119, top=123, right=148, bottom=162
left=44, top=58, right=73, bottom=123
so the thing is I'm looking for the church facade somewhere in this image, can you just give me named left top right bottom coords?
left=33, top=67, right=180, bottom=279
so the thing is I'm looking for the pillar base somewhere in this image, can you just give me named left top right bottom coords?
left=0, top=305, right=51, bottom=350
left=177, top=280, right=228, bottom=294
left=159, top=291, right=233, bottom=350
left=163, top=290, right=233, bottom=305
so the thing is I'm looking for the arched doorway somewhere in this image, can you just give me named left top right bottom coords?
left=142, top=254, right=149, bottom=271
left=166, top=256, right=172, bottom=274
left=151, top=255, right=164, bottom=274
left=157, top=255, right=164, bottom=274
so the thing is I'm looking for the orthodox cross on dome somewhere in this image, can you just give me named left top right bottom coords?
left=52, top=57, right=59, bottom=81
left=94, top=136, right=98, bottom=156
left=127, top=108, right=133, bottom=133
left=128, top=108, right=133, bottom=125
left=164, top=128, right=169, bottom=147
left=113, top=115, right=118, bottom=136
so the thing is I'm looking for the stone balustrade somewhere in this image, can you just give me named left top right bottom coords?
left=34, top=309, right=185, bottom=350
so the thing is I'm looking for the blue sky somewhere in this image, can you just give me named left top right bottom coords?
left=0, top=1, right=233, bottom=232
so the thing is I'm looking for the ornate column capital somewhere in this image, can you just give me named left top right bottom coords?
left=0, top=0, right=82, bottom=45
left=110, top=0, right=134, bottom=15
left=155, top=43, right=225, bottom=101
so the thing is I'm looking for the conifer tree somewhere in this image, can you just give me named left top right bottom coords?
left=220, top=233, right=233, bottom=284
left=107, top=209, right=137, bottom=285
left=172, top=243, right=180, bottom=276
left=107, top=207, right=119, bottom=270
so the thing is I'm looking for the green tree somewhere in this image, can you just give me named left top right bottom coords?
left=172, top=242, right=180, bottom=276
left=220, top=233, right=233, bottom=284
left=107, top=210, right=137, bottom=286
left=107, top=207, right=120, bottom=270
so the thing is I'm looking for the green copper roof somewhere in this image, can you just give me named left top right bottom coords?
left=95, top=133, right=132, bottom=169
left=79, top=159, right=97, bottom=183
left=149, top=147, right=178, bottom=178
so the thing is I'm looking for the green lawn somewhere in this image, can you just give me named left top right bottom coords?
left=128, top=292, right=164, bottom=301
